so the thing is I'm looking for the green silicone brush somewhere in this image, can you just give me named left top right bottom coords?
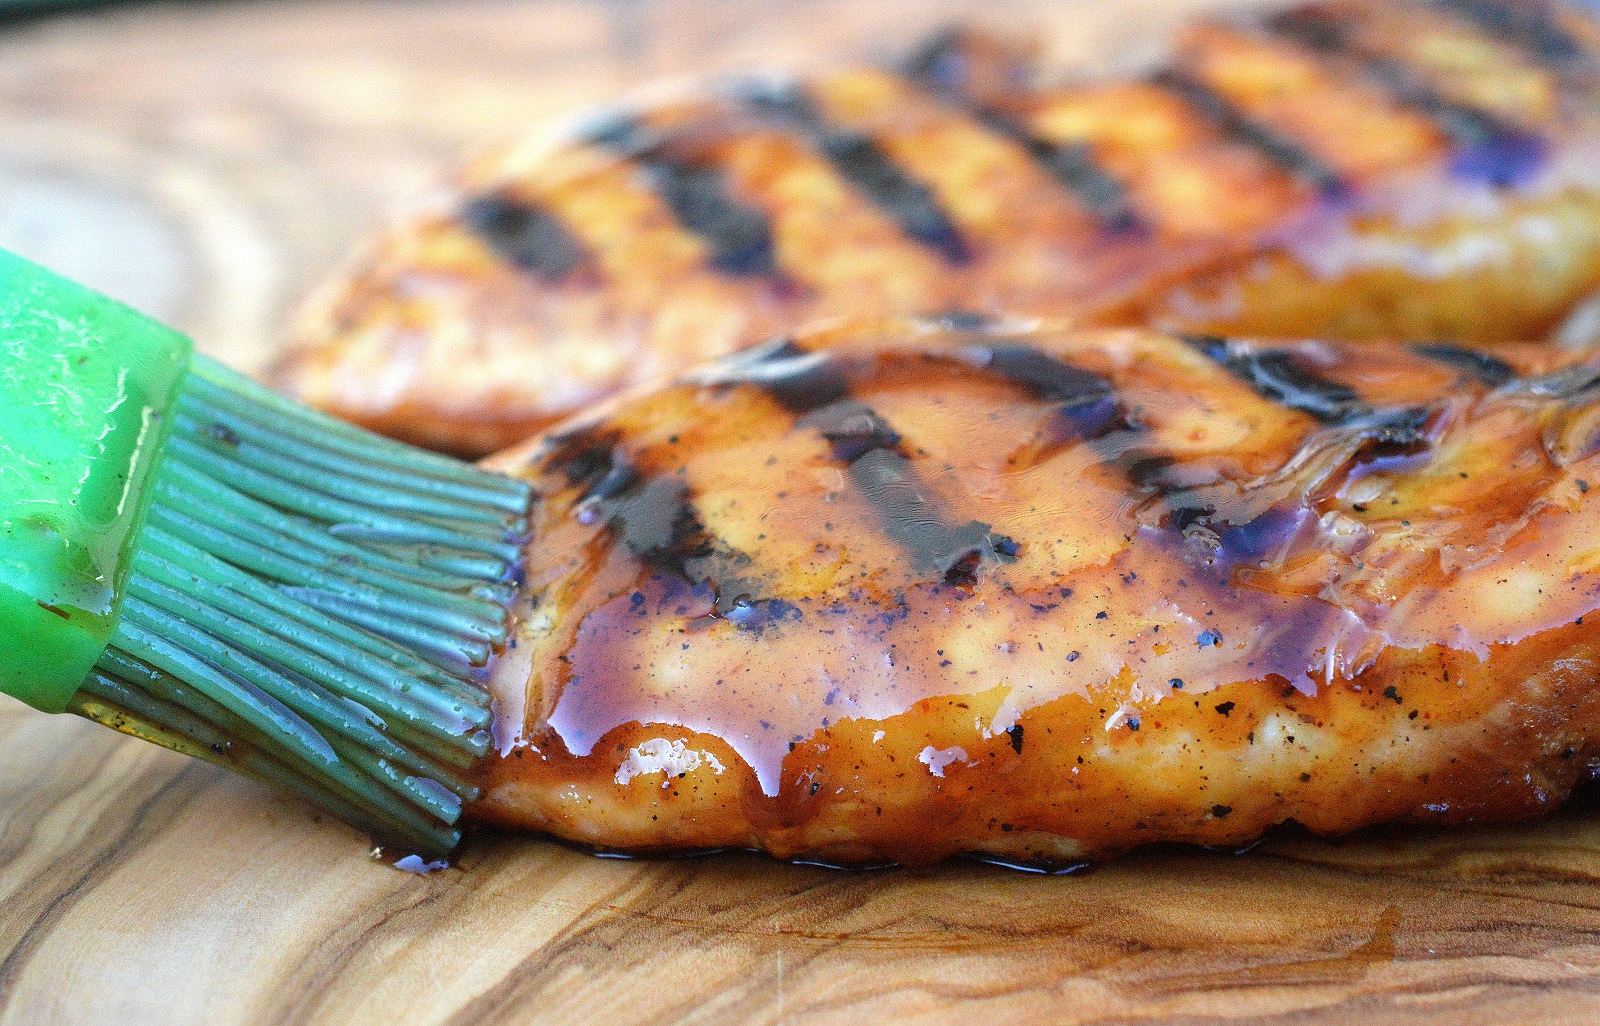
left=0, top=249, right=531, bottom=858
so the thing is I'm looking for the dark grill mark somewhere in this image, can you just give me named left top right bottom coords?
left=1186, top=333, right=1358, bottom=421
left=717, top=338, right=1013, bottom=581
left=1122, top=452, right=1179, bottom=493
left=593, top=473, right=709, bottom=567
left=538, top=424, right=722, bottom=584
left=1434, top=0, right=1594, bottom=73
left=800, top=400, right=1009, bottom=579
left=1410, top=342, right=1516, bottom=386
left=1269, top=10, right=1546, bottom=187
left=584, top=114, right=777, bottom=275
left=461, top=194, right=587, bottom=282
left=1019, top=138, right=1145, bottom=233
left=535, top=423, right=623, bottom=486
left=1186, top=334, right=1431, bottom=444
left=1153, top=70, right=1345, bottom=196
left=903, top=35, right=1142, bottom=233
left=739, top=82, right=972, bottom=263
left=961, top=342, right=1186, bottom=499
left=976, top=344, right=1123, bottom=439
left=901, top=27, right=1033, bottom=97
left=716, top=336, right=853, bottom=412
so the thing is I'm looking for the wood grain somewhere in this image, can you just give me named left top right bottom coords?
left=2, top=1, right=1600, bottom=1023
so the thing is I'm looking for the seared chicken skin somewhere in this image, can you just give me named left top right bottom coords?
left=280, top=0, right=1600, bottom=455
left=474, top=316, right=1600, bottom=867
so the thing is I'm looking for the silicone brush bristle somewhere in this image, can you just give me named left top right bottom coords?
left=68, top=357, right=532, bottom=857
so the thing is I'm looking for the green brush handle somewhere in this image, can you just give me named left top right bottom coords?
left=0, top=249, right=192, bottom=713
left=0, top=250, right=528, bottom=856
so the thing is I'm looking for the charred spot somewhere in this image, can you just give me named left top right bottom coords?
left=942, top=550, right=984, bottom=587
left=651, top=162, right=777, bottom=274
left=1215, top=700, right=1235, bottom=716
left=1006, top=724, right=1025, bottom=754
left=461, top=193, right=587, bottom=281
left=1344, top=406, right=1432, bottom=453
left=584, top=460, right=641, bottom=504
left=1171, top=502, right=1217, bottom=534
left=564, top=445, right=728, bottom=587
left=535, top=424, right=624, bottom=487
left=1211, top=804, right=1233, bottom=819
left=606, top=477, right=712, bottom=568
left=1120, top=451, right=1178, bottom=492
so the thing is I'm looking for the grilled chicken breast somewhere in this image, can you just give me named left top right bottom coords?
left=278, top=0, right=1600, bottom=456
left=473, top=316, right=1600, bottom=867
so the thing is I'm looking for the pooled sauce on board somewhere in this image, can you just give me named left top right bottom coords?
left=472, top=318, right=1600, bottom=867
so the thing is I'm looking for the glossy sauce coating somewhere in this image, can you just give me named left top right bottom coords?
left=473, top=318, right=1600, bottom=866
left=278, top=0, right=1600, bottom=455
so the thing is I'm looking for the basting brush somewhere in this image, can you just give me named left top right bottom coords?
left=0, top=249, right=531, bottom=858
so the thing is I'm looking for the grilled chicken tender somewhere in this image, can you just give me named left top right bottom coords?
left=474, top=316, right=1600, bottom=867
left=279, top=0, right=1600, bottom=455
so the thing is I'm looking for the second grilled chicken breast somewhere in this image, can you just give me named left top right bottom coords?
left=473, top=316, right=1600, bottom=867
left=279, top=0, right=1600, bottom=455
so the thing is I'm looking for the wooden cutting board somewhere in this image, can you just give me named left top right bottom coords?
left=3, top=1, right=1600, bottom=1023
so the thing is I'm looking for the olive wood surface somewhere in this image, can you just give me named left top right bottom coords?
left=2, top=1, right=1600, bottom=1023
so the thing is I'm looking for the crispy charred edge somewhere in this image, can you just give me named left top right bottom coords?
left=903, top=29, right=1144, bottom=234
left=1151, top=69, right=1347, bottom=197
left=459, top=193, right=591, bottom=282
left=1267, top=6, right=1548, bottom=187
left=735, top=79, right=973, bottom=264
left=1410, top=341, right=1517, bottom=386
left=582, top=112, right=780, bottom=276
left=1433, top=0, right=1597, bottom=75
